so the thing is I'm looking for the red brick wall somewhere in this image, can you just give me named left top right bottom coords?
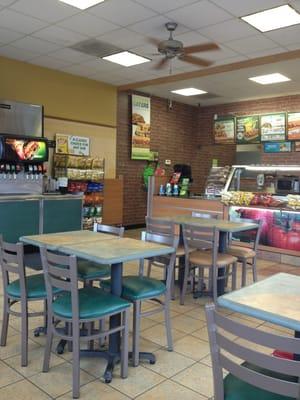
left=117, top=93, right=300, bottom=226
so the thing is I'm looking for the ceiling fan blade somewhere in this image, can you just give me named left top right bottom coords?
left=183, top=42, right=219, bottom=54
left=153, top=57, right=170, bottom=69
left=147, top=37, right=161, bottom=46
left=179, top=55, right=213, bottom=67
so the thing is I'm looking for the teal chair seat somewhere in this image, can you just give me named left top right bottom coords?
left=224, top=362, right=298, bottom=400
left=102, top=275, right=166, bottom=301
left=7, top=273, right=60, bottom=299
left=77, top=259, right=110, bottom=281
left=53, top=286, right=130, bottom=319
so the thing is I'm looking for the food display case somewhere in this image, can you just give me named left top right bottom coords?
left=222, top=165, right=300, bottom=254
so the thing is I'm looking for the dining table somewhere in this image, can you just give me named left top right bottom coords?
left=159, top=215, right=258, bottom=296
left=20, top=231, right=175, bottom=382
left=218, top=272, right=300, bottom=360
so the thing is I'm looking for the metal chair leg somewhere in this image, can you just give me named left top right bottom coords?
left=43, top=314, right=53, bottom=373
left=180, top=260, right=190, bottom=305
left=121, top=309, right=129, bottom=379
left=0, top=298, right=9, bottom=346
left=164, top=296, right=173, bottom=351
left=146, top=260, right=152, bottom=277
left=252, top=257, right=258, bottom=282
left=99, top=319, right=105, bottom=348
left=21, top=302, right=28, bottom=367
left=231, top=263, right=237, bottom=291
left=72, top=325, right=80, bottom=399
left=132, top=301, right=141, bottom=367
left=241, top=259, right=247, bottom=287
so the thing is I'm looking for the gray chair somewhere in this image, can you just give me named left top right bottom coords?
left=181, top=224, right=237, bottom=304
left=226, top=219, right=262, bottom=287
left=40, top=247, right=130, bottom=399
left=77, top=222, right=125, bottom=285
left=206, top=303, right=300, bottom=400
left=0, top=237, right=51, bottom=367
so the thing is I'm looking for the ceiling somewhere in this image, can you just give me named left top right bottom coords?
left=0, top=0, right=300, bottom=105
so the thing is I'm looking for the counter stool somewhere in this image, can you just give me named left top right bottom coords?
left=182, top=224, right=237, bottom=303
left=226, top=219, right=262, bottom=287
left=0, top=237, right=59, bottom=367
left=40, top=247, right=130, bottom=399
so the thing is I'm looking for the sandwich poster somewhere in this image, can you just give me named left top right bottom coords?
left=213, top=117, right=235, bottom=144
left=131, top=94, right=151, bottom=160
left=236, top=115, right=260, bottom=144
left=260, top=113, right=286, bottom=141
left=287, top=112, right=300, bottom=140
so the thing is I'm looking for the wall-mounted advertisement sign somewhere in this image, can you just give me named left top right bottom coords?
left=131, top=94, right=151, bottom=160
left=260, top=113, right=286, bottom=142
left=56, top=134, right=90, bottom=156
left=287, top=112, right=300, bottom=140
left=236, top=115, right=260, bottom=144
left=213, top=117, right=235, bottom=144
left=264, top=141, right=291, bottom=153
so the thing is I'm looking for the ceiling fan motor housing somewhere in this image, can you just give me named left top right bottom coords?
left=158, top=39, right=184, bottom=57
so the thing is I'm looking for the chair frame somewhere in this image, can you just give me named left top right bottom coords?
left=0, top=236, right=46, bottom=367
left=206, top=303, right=300, bottom=400
left=40, top=247, right=129, bottom=399
left=181, top=224, right=237, bottom=304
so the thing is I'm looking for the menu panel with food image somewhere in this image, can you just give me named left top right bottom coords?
left=260, top=113, right=286, bottom=142
left=236, top=115, right=260, bottom=144
left=131, top=94, right=151, bottom=160
left=263, top=141, right=291, bottom=153
left=213, top=117, right=235, bottom=144
left=287, top=112, right=300, bottom=140
left=2, top=136, right=48, bottom=162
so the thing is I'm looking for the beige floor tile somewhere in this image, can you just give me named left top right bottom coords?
left=191, top=325, right=209, bottom=342
left=79, top=356, right=114, bottom=379
left=145, top=308, right=179, bottom=323
left=0, top=334, right=40, bottom=360
left=129, top=336, right=162, bottom=354
left=0, top=379, right=52, bottom=399
left=110, top=365, right=165, bottom=398
left=185, top=307, right=207, bottom=321
left=5, top=346, right=65, bottom=378
left=143, top=348, right=196, bottom=378
left=199, top=354, right=212, bottom=367
left=28, top=361, right=94, bottom=398
left=171, top=314, right=206, bottom=334
left=57, top=380, right=130, bottom=400
left=174, top=336, right=210, bottom=361
left=135, top=379, right=207, bottom=400
left=169, top=301, right=198, bottom=313
left=0, top=360, right=23, bottom=388
left=141, top=324, right=186, bottom=347
left=172, top=362, right=214, bottom=398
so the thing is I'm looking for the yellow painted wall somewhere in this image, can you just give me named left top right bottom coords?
left=0, top=56, right=117, bottom=126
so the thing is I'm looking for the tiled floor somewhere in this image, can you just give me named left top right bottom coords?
left=0, top=231, right=299, bottom=399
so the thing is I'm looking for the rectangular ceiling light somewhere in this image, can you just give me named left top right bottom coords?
left=171, top=88, right=207, bottom=96
left=241, top=5, right=300, bottom=32
left=249, top=73, right=291, bottom=85
left=59, top=0, right=105, bottom=10
left=102, top=51, right=151, bottom=67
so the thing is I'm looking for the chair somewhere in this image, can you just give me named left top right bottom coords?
left=205, top=303, right=300, bottom=400
left=181, top=224, right=237, bottom=304
left=40, top=247, right=130, bottom=399
left=102, top=232, right=177, bottom=367
left=226, top=219, right=262, bottom=287
left=0, top=237, right=54, bottom=367
left=77, top=223, right=125, bottom=285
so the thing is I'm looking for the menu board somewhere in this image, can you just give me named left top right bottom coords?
left=287, top=112, right=300, bottom=140
left=264, top=142, right=291, bottom=153
left=260, top=113, right=286, bottom=141
left=213, top=117, right=235, bottom=144
left=236, top=115, right=260, bottom=144
left=56, top=134, right=90, bottom=156
left=295, top=141, right=300, bottom=152
left=131, top=94, right=151, bottom=160
left=3, top=137, right=48, bottom=162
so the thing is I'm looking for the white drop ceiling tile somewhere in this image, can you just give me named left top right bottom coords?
left=128, top=15, right=189, bottom=38
left=0, top=0, right=16, bottom=5
left=59, top=64, right=98, bottom=78
left=286, top=43, right=300, bottom=51
left=0, top=9, right=48, bottom=34
left=87, top=0, right=157, bottom=27
left=199, top=18, right=258, bottom=43
left=29, top=55, right=74, bottom=69
left=97, top=28, right=147, bottom=50
left=32, top=25, right=88, bottom=46
left=128, top=43, right=157, bottom=58
left=166, top=0, right=232, bottom=30
left=174, top=31, right=212, bottom=46
left=210, top=0, right=286, bottom=17
left=0, top=27, right=24, bottom=44
left=247, top=46, right=287, bottom=59
left=57, top=13, right=119, bottom=37
left=75, top=58, right=122, bottom=73
left=10, top=0, right=79, bottom=23
left=0, top=44, right=40, bottom=61
left=134, top=0, right=198, bottom=13
left=12, top=36, right=61, bottom=55
left=226, top=35, right=279, bottom=55
left=48, top=47, right=94, bottom=63
left=265, top=25, right=300, bottom=46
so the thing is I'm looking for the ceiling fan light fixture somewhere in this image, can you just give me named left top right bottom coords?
left=241, top=5, right=300, bottom=32
left=249, top=73, right=291, bottom=85
left=59, top=0, right=105, bottom=10
left=171, top=88, right=207, bottom=96
left=102, top=51, right=151, bottom=67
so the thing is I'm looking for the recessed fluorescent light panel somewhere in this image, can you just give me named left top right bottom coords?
left=242, top=5, right=300, bottom=32
left=102, top=51, right=151, bottom=67
left=249, top=73, right=291, bottom=85
left=171, top=88, right=207, bottom=96
left=59, top=0, right=105, bottom=10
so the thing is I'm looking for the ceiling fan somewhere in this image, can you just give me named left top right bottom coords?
left=148, top=22, right=220, bottom=69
